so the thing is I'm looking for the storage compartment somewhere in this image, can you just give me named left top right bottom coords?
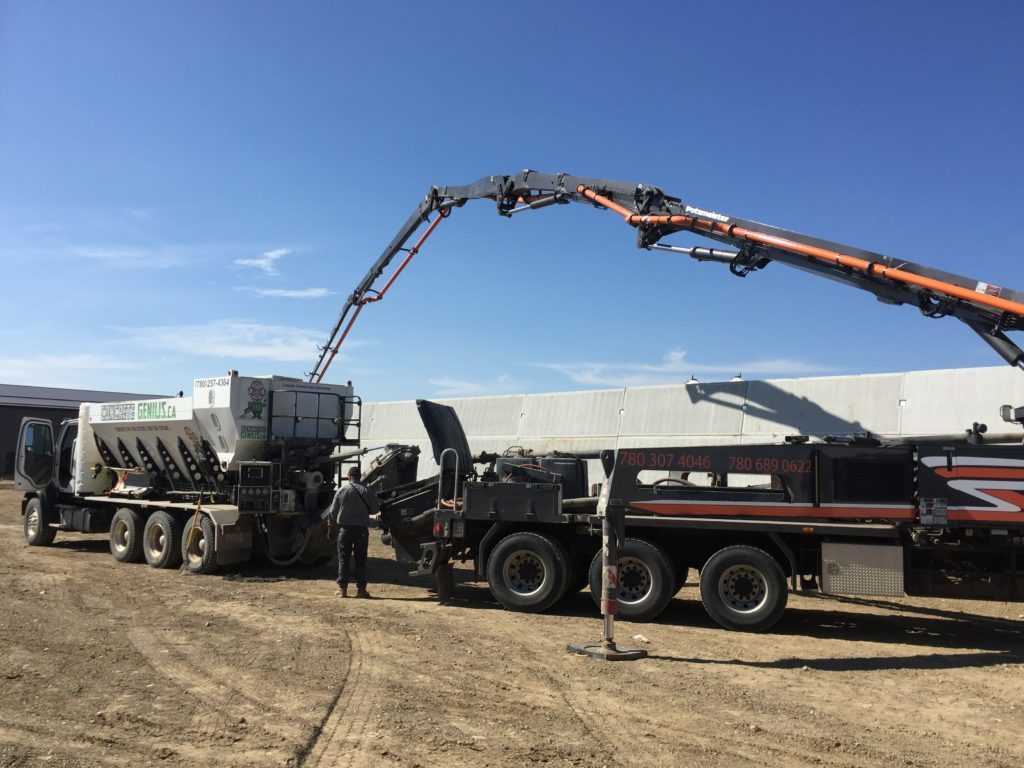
left=462, top=482, right=563, bottom=523
left=821, top=542, right=904, bottom=597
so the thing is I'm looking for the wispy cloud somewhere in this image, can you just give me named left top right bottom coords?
left=68, top=245, right=187, bottom=269
left=0, top=206, right=248, bottom=270
left=234, top=248, right=291, bottom=275
left=242, top=287, right=332, bottom=298
left=534, top=349, right=835, bottom=387
left=127, top=321, right=332, bottom=362
left=0, top=354, right=143, bottom=387
left=428, top=374, right=520, bottom=397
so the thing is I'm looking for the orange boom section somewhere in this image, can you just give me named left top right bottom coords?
left=578, top=185, right=1024, bottom=320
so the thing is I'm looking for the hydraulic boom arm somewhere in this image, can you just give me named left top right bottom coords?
left=309, top=171, right=1024, bottom=382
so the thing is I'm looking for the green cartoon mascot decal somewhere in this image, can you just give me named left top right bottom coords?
left=243, top=380, right=266, bottom=419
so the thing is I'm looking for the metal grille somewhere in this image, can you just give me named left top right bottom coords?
left=833, top=460, right=912, bottom=502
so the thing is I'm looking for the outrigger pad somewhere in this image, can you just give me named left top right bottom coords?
left=566, top=642, right=648, bottom=662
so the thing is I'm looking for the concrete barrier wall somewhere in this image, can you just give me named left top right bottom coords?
left=361, top=366, right=1024, bottom=480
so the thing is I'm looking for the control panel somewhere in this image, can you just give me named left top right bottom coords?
left=237, top=461, right=275, bottom=513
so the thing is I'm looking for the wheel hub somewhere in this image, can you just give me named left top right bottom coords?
left=146, top=525, right=167, bottom=557
left=185, top=527, right=206, bottom=564
left=112, top=519, right=130, bottom=554
left=504, top=550, right=545, bottom=595
left=618, top=556, right=652, bottom=603
left=718, top=564, right=768, bottom=613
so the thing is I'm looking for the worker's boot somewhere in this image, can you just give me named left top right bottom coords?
left=356, top=586, right=371, bottom=599
left=339, top=584, right=349, bottom=599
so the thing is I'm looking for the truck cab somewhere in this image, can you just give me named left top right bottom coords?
left=15, top=416, right=85, bottom=545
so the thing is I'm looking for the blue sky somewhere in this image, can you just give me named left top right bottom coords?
left=1, top=1, right=1022, bottom=400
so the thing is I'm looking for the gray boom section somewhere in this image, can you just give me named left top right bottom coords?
left=309, top=171, right=1024, bottom=381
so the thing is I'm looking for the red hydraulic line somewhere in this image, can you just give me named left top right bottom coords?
left=364, top=211, right=446, bottom=304
left=578, top=186, right=1024, bottom=319
left=314, top=212, right=447, bottom=383
left=315, top=303, right=365, bottom=383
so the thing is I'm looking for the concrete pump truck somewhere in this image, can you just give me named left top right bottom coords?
left=307, top=171, right=1024, bottom=632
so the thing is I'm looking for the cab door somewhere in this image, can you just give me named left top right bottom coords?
left=14, top=418, right=55, bottom=492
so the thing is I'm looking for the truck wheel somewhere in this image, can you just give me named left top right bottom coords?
left=24, top=498, right=56, bottom=546
left=486, top=532, right=570, bottom=613
left=143, top=511, right=183, bottom=569
left=109, top=508, right=145, bottom=563
left=181, top=514, right=218, bottom=575
left=587, top=538, right=675, bottom=622
left=699, top=545, right=788, bottom=632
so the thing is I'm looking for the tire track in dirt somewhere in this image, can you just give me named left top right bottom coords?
left=19, top=570, right=288, bottom=724
left=126, top=627, right=310, bottom=742
left=300, top=628, right=384, bottom=767
left=560, top=667, right=907, bottom=768
left=0, top=716, right=165, bottom=767
left=404, top=601, right=622, bottom=764
left=9, top=572, right=73, bottom=604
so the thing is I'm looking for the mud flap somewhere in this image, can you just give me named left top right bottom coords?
left=203, top=507, right=253, bottom=566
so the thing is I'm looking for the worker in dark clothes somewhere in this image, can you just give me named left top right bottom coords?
left=326, top=465, right=380, bottom=598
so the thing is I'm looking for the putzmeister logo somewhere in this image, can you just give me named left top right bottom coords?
left=684, top=205, right=729, bottom=223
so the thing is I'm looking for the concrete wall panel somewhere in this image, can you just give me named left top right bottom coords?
left=899, top=367, right=1024, bottom=436
left=741, top=374, right=903, bottom=438
left=442, top=395, right=525, bottom=438
left=362, top=401, right=429, bottom=443
left=620, top=383, right=747, bottom=437
left=519, top=390, right=624, bottom=439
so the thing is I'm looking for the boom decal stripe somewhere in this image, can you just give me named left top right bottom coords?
left=921, top=456, right=1024, bottom=468
left=933, top=468, right=1024, bottom=479
left=949, top=509, right=1024, bottom=523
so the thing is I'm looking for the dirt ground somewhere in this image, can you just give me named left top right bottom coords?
left=2, top=483, right=1023, bottom=768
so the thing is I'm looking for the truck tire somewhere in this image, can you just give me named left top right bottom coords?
left=143, top=511, right=183, bottom=569
left=24, top=498, right=56, bottom=547
left=109, top=508, right=145, bottom=563
left=486, top=531, right=570, bottom=613
left=699, top=545, right=788, bottom=632
left=587, top=538, right=675, bottom=622
left=181, top=514, right=218, bottom=575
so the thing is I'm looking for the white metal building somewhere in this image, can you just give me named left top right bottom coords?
left=0, top=384, right=164, bottom=478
